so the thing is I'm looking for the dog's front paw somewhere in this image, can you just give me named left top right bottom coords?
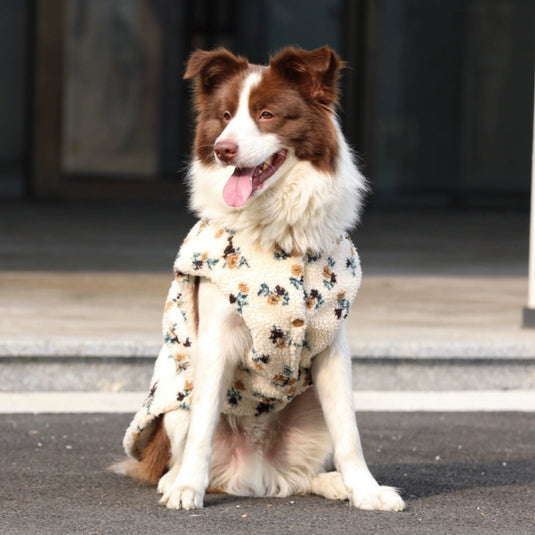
left=345, top=471, right=405, bottom=511
left=349, top=484, right=405, bottom=511
left=160, top=484, right=205, bottom=510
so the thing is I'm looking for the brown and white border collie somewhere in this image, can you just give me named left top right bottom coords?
left=115, top=46, right=405, bottom=512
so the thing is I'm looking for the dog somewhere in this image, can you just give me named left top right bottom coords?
left=114, top=46, right=405, bottom=512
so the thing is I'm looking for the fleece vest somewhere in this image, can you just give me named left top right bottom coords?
left=124, top=219, right=361, bottom=460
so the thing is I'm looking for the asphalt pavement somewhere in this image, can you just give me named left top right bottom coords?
left=1, top=411, right=534, bottom=535
left=1, top=202, right=534, bottom=534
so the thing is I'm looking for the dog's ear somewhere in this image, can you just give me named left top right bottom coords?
left=270, top=46, right=344, bottom=108
left=184, top=49, right=248, bottom=93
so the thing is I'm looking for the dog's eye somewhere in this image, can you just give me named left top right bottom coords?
left=260, top=111, right=274, bottom=120
left=223, top=111, right=232, bottom=121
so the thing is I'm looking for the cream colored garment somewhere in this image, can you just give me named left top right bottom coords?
left=124, top=220, right=361, bottom=460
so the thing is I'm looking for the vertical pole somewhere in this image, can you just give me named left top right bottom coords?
left=523, top=66, right=535, bottom=326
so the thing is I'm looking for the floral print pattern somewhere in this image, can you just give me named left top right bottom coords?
left=123, top=219, right=361, bottom=460
left=258, top=283, right=290, bottom=306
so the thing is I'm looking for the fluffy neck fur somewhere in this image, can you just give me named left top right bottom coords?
left=188, top=120, right=366, bottom=255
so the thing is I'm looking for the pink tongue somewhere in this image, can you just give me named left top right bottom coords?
left=223, top=167, right=255, bottom=207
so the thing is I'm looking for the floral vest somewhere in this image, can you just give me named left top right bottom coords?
left=124, top=220, right=361, bottom=460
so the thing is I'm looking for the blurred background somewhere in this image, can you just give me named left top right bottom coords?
left=0, top=0, right=534, bottom=414
left=1, top=0, right=535, bottom=384
left=1, top=0, right=533, bottom=206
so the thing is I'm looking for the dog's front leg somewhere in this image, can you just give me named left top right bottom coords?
left=160, top=280, right=245, bottom=510
left=312, top=325, right=405, bottom=511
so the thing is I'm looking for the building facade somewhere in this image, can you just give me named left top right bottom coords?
left=1, top=0, right=534, bottom=207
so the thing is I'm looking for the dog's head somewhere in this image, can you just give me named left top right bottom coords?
left=184, top=47, right=344, bottom=208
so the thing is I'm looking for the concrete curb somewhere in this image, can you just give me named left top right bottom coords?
left=0, top=339, right=161, bottom=358
left=3, top=338, right=535, bottom=359
left=2, top=352, right=535, bottom=392
left=2, top=390, right=535, bottom=413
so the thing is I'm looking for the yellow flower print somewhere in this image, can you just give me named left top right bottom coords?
left=291, top=264, right=303, bottom=277
left=268, top=294, right=281, bottom=305
left=253, top=360, right=265, bottom=371
left=238, top=283, right=249, bottom=293
left=226, top=254, right=239, bottom=269
left=174, top=353, right=186, bottom=363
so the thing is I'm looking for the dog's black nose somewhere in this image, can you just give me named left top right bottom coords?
left=214, top=141, right=238, bottom=163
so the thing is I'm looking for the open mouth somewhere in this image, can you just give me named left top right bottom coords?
left=222, top=149, right=288, bottom=208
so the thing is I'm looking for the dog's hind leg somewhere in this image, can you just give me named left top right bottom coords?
left=309, top=472, right=349, bottom=501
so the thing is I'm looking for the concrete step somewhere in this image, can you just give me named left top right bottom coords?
left=2, top=354, right=534, bottom=393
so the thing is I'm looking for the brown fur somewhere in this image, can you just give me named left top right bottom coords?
left=184, top=46, right=341, bottom=174
left=250, top=65, right=339, bottom=173
left=206, top=487, right=227, bottom=494
left=184, top=49, right=249, bottom=164
left=117, top=417, right=171, bottom=484
left=189, top=69, right=249, bottom=164
left=192, top=275, right=200, bottom=336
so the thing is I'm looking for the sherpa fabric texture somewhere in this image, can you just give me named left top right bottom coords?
left=124, top=219, right=361, bottom=460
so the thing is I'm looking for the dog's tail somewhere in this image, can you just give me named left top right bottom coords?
left=109, top=418, right=171, bottom=485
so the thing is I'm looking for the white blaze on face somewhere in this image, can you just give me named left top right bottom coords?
left=216, top=71, right=283, bottom=208
left=216, top=71, right=280, bottom=167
